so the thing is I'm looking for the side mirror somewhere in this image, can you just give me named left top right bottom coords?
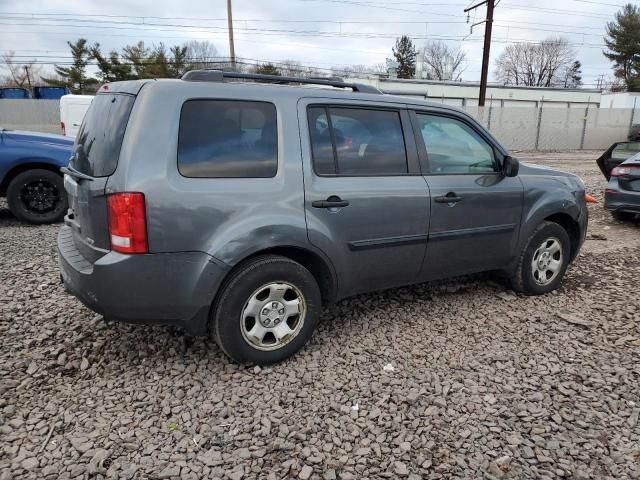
left=503, top=155, right=519, bottom=177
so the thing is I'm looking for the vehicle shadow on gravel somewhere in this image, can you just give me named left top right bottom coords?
left=81, top=272, right=501, bottom=369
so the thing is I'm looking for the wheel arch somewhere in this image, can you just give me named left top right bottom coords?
left=214, top=245, right=338, bottom=310
left=0, top=161, right=63, bottom=196
left=543, top=212, right=581, bottom=262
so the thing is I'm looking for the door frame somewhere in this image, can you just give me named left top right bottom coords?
left=407, top=107, right=509, bottom=176
left=296, top=96, right=431, bottom=299
left=299, top=97, right=423, bottom=177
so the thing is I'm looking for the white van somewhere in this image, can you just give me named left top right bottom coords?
left=60, top=94, right=94, bottom=138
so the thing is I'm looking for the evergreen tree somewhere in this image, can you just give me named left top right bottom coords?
left=604, top=3, right=640, bottom=91
left=254, top=63, right=281, bottom=76
left=91, top=43, right=133, bottom=82
left=122, top=42, right=152, bottom=78
left=562, top=60, right=583, bottom=88
left=45, top=38, right=96, bottom=93
left=169, top=45, right=189, bottom=77
left=392, top=36, right=417, bottom=79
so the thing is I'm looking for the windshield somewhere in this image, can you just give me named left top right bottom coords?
left=72, top=93, right=135, bottom=177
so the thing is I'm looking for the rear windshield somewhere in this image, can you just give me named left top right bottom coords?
left=73, top=93, right=135, bottom=177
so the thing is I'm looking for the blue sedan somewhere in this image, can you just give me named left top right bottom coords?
left=0, top=129, right=73, bottom=223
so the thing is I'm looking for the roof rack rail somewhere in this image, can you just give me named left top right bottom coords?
left=181, top=69, right=381, bottom=94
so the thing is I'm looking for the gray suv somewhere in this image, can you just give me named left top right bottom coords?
left=58, top=71, right=588, bottom=364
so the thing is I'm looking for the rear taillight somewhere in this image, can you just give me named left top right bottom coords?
left=584, top=193, right=597, bottom=203
left=107, top=193, right=147, bottom=254
left=611, top=165, right=640, bottom=177
left=61, top=122, right=65, bottom=135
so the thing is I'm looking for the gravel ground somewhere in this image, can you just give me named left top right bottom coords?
left=1, top=151, right=639, bottom=480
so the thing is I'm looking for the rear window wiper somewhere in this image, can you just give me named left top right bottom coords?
left=61, top=164, right=95, bottom=181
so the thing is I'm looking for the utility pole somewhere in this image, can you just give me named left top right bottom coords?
left=464, top=0, right=494, bottom=106
left=24, top=65, right=32, bottom=94
left=227, top=0, right=236, bottom=70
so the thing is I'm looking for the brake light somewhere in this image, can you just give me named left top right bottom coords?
left=61, top=122, right=65, bottom=135
left=107, top=193, right=147, bottom=254
left=584, top=193, right=597, bottom=203
left=611, top=165, right=640, bottom=176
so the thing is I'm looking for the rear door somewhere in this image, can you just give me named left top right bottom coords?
left=64, top=92, right=135, bottom=262
left=411, top=110, right=523, bottom=280
left=299, top=99, right=429, bottom=298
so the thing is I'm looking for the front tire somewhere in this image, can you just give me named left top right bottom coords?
left=211, top=255, right=321, bottom=365
left=6, top=169, right=67, bottom=224
left=510, top=221, right=571, bottom=295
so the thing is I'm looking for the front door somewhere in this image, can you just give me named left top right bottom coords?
left=412, top=111, right=524, bottom=280
left=300, top=101, right=430, bottom=298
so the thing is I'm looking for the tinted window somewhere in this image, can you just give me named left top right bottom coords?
left=416, top=114, right=496, bottom=174
left=178, top=100, right=277, bottom=178
left=308, top=107, right=407, bottom=175
left=73, top=94, right=135, bottom=177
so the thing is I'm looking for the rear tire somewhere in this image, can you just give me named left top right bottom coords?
left=6, top=169, right=67, bottom=224
left=211, top=255, right=321, bottom=365
left=510, top=221, right=571, bottom=295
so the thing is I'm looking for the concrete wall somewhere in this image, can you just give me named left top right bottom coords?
left=0, top=99, right=633, bottom=151
left=465, top=105, right=633, bottom=151
left=0, top=99, right=61, bottom=134
left=600, top=92, right=640, bottom=109
left=356, top=77, right=602, bottom=109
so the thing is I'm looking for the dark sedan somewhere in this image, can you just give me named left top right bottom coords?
left=604, top=153, right=640, bottom=221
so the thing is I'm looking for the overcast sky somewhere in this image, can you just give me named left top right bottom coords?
left=0, top=0, right=636, bottom=87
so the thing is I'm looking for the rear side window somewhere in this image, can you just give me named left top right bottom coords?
left=308, top=106, right=408, bottom=176
left=178, top=100, right=277, bottom=178
left=74, top=94, right=135, bottom=177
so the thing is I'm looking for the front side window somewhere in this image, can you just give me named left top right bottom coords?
left=416, top=114, right=496, bottom=174
left=308, top=106, right=408, bottom=176
left=178, top=100, right=277, bottom=178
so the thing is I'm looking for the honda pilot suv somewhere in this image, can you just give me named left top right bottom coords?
left=58, top=71, right=588, bottom=365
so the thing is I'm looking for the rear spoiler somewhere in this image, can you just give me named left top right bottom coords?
left=97, top=79, right=152, bottom=96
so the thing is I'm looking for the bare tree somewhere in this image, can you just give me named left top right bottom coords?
left=495, top=38, right=578, bottom=87
left=421, top=41, right=467, bottom=81
left=276, top=60, right=321, bottom=77
left=1, top=51, right=44, bottom=89
left=184, top=40, right=219, bottom=69
left=330, top=64, right=372, bottom=78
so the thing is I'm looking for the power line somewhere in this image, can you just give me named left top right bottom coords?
left=0, top=25, right=612, bottom=48
left=0, top=11, right=610, bottom=31
left=0, top=15, right=608, bottom=39
left=570, top=0, right=627, bottom=6
left=297, top=0, right=618, bottom=18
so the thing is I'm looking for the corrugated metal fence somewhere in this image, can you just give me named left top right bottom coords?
left=0, top=99, right=636, bottom=150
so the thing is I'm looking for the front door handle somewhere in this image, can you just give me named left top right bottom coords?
left=434, top=193, right=463, bottom=204
left=312, top=195, right=349, bottom=209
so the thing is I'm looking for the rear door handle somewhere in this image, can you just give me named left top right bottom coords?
left=312, top=196, right=349, bottom=209
left=434, top=193, right=463, bottom=204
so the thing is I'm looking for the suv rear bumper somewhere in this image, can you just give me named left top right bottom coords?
left=57, top=226, right=229, bottom=335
